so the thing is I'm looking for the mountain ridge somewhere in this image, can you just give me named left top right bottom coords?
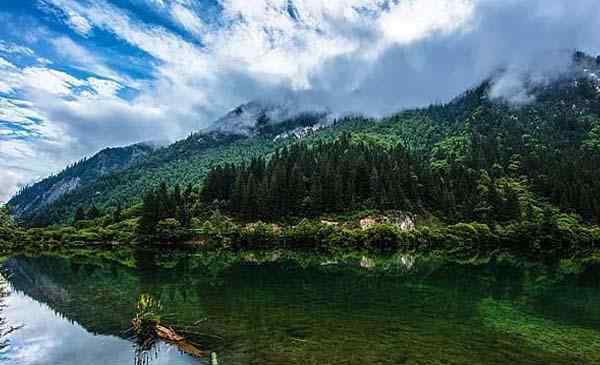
left=8, top=52, right=600, bottom=226
left=9, top=143, right=155, bottom=218
left=7, top=99, right=331, bottom=224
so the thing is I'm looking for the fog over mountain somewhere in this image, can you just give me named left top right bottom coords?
left=1, top=0, right=600, bottom=201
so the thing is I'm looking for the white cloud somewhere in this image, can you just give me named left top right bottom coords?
left=378, top=0, right=474, bottom=46
left=50, top=37, right=128, bottom=83
left=65, top=10, right=93, bottom=35
left=86, top=77, right=123, bottom=98
left=0, top=62, right=88, bottom=98
left=46, top=0, right=203, bottom=65
left=0, top=169, right=28, bottom=202
left=0, top=40, right=35, bottom=56
left=0, top=56, right=15, bottom=69
left=170, top=3, right=205, bottom=36
left=0, top=97, right=44, bottom=125
left=21, top=67, right=85, bottom=95
left=0, top=57, right=22, bottom=94
left=147, top=0, right=166, bottom=8
left=36, top=57, right=53, bottom=65
left=0, top=137, right=72, bottom=202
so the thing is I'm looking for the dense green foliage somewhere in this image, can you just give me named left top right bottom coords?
left=200, top=133, right=525, bottom=223
left=0, top=205, right=20, bottom=245
left=198, top=76, right=600, bottom=225
left=138, top=182, right=194, bottom=237
left=200, top=134, right=422, bottom=218
left=4, top=208, right=599, bottom=260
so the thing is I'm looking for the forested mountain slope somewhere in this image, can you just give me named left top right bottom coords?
left=10, top=52, right=600, bottom=226
left=8, top=102, right=327, bottom=226
left=196, top=57, right=600, bottom=225
left=8, top=143, right=155, bottom=219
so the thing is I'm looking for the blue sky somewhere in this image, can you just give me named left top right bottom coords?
left=0, top=0, right=599, bottom=201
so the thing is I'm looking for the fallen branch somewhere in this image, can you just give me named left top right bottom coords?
left=132, top=294, right=210, bottom=359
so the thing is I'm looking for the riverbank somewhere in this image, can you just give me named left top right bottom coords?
left=3, top=213, right=600, bottom=262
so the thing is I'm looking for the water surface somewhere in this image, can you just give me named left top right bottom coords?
left=1, top=250, right=599, bottom=365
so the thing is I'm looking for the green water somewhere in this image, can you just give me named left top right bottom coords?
left=1, top=249, right=600, bottom=365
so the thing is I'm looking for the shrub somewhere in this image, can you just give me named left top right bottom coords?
left=233, top=222, right=279, bottom=250
left=363, top=224, right=400, bottom=251
left=157, top=218, right=188, bottom=242
left=284, top=220, right=335, bottom=250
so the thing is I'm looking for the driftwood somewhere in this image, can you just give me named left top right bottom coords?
left=145, top=323, right=210, bottom=358
left=155, top=325, right=184, bottom=342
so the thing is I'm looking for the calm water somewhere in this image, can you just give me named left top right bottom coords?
left=1, top=249, right=600, bottom=365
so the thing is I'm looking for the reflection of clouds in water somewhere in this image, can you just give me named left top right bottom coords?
left=0, top=277, right=14, bottom=352
left=1, top=292, right=194, bottom=365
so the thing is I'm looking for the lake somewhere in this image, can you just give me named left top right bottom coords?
left=0, top=249, right=599, bottom=365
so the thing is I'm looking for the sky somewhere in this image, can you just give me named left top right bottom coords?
left=0, top=0, right=600, bottom=202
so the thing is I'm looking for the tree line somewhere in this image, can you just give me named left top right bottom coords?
left=198, top=133, right=525, bottom=223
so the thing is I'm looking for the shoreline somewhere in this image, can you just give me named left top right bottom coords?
left=3, top=220, right=600, bottom=265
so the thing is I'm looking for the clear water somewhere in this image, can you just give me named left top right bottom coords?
left=1, top=249, right=600, bottom=365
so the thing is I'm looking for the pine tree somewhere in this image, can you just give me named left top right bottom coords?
left=369, top=167, right=380, bottom=208
left=112, top=204, right=122, bottom=223
left=289, top=164, right=306, bottom=214
left=74, top=207, right=86, bottom=222
left=156, top=182, right=172, bottom=219
left=139, top=190, right=158, bottom=234
left=309, top=177, right=322, bottom=214
left=87, top=205, right=100, bottom=220
left=503, top=187, right=522, bottom=221
left=487, top=179, right=502, bottom=221
left=230, top=172, right=244, bottom=214
left=173, top=184, right=182, bottom=211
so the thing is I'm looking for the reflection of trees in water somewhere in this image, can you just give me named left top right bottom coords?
left=0, top=274, right=22, bottom=351
left=5, top=252, right=599, bottom=365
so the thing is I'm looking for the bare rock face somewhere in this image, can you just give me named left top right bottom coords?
left=45, top=177, right=81, bottom=205
left=359, top=218, right=377, bottom=230
left=10, top=176, right=80, bottom=217
left=359, top=213, right=415, bottom=231
left=9, top=143, right=154, bottom=219
left=396, top=215, right=416, bottom=231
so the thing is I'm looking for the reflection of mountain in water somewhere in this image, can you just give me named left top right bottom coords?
left=0, top=253, right=487, bottom=341
left=2, top=252, right=600, bottom=365
left=3, top=255, right=139, bottom=337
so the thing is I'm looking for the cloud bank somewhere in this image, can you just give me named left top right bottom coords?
left=1, top=0, right=600, bottom=201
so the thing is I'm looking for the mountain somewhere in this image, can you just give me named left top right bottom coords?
left=9, top=143, right=155, bottom=220
left=7, top=100, right=329, bottom=225
left=9, top=52, right=600, bottom=226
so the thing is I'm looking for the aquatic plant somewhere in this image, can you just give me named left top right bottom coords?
left=479, top=298, right=600, bottom=363
left=132, top=294, right=163, bottom=339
